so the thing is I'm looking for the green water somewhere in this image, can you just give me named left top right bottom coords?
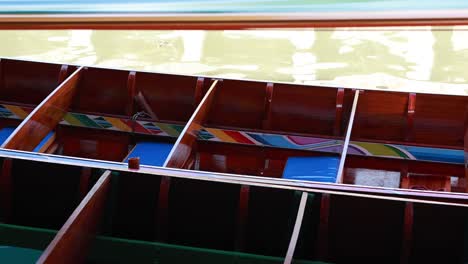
left=0, top=27, right=467, bottom=95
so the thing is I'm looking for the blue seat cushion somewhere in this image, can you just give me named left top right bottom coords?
left=0, top=127, right=16, bottom=144
left=124, top=142, right=174, bottom=167
left=0, top=127, right=54, bottom=153
left=0, top=246, right=42, bottom=263
left=282, top=156, right=339, bottom=183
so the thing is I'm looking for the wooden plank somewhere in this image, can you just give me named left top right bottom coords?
left=284, top=191, right=308, bottom=264
left=164, top=79, right=218, bottom=168
left=235, top=185, right=250, bottom=251
left=2, top=12, right=468, bottom=30
left=336, top=90, right=360, bottom=183
left=37, top=171, right=111, bottom=264
left=155, top=80, right=217, bottom=241
left=1, top=67, right=82, bottom=151
left=400, top=201, right=414, bottom=264
left=126, top=71, right=137, bottom=116
left=333, top=88, right=345, bottom=136
left=262, top=82, right=274, bottom=130
left=406, top=93, right=416, bottom=141
left=316, top=194, right=330, bottom=260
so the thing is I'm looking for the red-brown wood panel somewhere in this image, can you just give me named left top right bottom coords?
left=196, top=140, right=339, bottom=177
left=353, top=90, right=408, bottom=142
left=0, top=59, right=70, bottom=105
left=71, top=67, right=130, bottom=116
left=2, top=67, right=82, bottom=151
left=58, top=126, right=129, bottom=162
left=206, top=79, right=267, bottom=129
left=269, top=84, right=351, bottom=137
left=135, top=72, right=199, bottom=122
left=413, top=94, right=468, bottom=148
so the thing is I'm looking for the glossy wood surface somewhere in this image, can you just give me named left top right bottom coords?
left=0, top=59, right=70, bottom=105
left=206, top=80, right=266, bottom=130
left=1, top=67, right=82, bottom=151
left=2, top=13, right=468, bottom=30
left=284, top=192, right=308, bottom=264
left=336, top=90, right=359, bottom=183
left=135, top=72, right=200, bottom=122
left=71, top=67, right=129, bottom=116
left=37, top=171, right=111, bottom=264
left=164, top=79, right=217, bottom=168
left=270, top=84, right=352, bottom=137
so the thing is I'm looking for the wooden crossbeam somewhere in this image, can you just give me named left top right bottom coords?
left=1, top=67, right=82, bottom=151
left=155, top=79, right=217, bottom=241
left=163, top=79, right=218, bottom=168
left=336, top=90, right=360, bottom=183
left=37, top=171, right=111, bottom=263
left=284, top=192, right=308, bottom=264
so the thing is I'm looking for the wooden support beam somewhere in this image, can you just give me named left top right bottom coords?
left=400, top=169, right=414, bottom=264
left=57, top=64, right=69, bottom=84
left=406, top=93, right=416, bottom=141
left=262, top=82, right=274, bottom=130
left=284, top=192, right=308, bottom=264
left=164, top=79, right=218, bottom=168
left=1, top=67, right=82, bottom=151
left=401, top=201, right=414, bottom=264
left=316, top=193, right=331, bottom=260
left=155, top=80, right=218, bottom=241
left=334, top=88, right=345, bottom=136
left=126, top=71, right=137, bottom=116
left=37, top=171, right=111, bottom=264
left=235, top=185, right=250, bottom=251
left=194, top=77, right=205, bottom=106
left=336, top=90, right=360, bottom=183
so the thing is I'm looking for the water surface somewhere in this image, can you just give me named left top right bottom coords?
left=0, top=27, right=467, bottom=95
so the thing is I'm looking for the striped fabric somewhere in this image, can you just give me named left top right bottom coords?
left=0, top=103, right=463, bottom=164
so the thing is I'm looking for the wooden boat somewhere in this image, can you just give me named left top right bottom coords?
left=0, top=57, right=467, bottom=263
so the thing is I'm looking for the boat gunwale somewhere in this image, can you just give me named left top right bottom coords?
left=2, top=56, right=467, bottom=98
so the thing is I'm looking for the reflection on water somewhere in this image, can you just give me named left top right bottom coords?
left=0, top=27, right=467, bottom=95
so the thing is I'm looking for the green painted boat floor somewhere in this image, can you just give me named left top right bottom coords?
left=0, top=246, right=42, bottom=264
left=0, top=223, right=329, bottom=264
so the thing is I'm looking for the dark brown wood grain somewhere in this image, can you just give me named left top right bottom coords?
left=1, top=67, right=82, bottom=151
left=37, top=171, right=111, bottom=264
left=0, top=59, right=67, bottom=105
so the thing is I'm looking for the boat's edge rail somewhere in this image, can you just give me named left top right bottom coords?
left=0, top=147, right=465, bottom=207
